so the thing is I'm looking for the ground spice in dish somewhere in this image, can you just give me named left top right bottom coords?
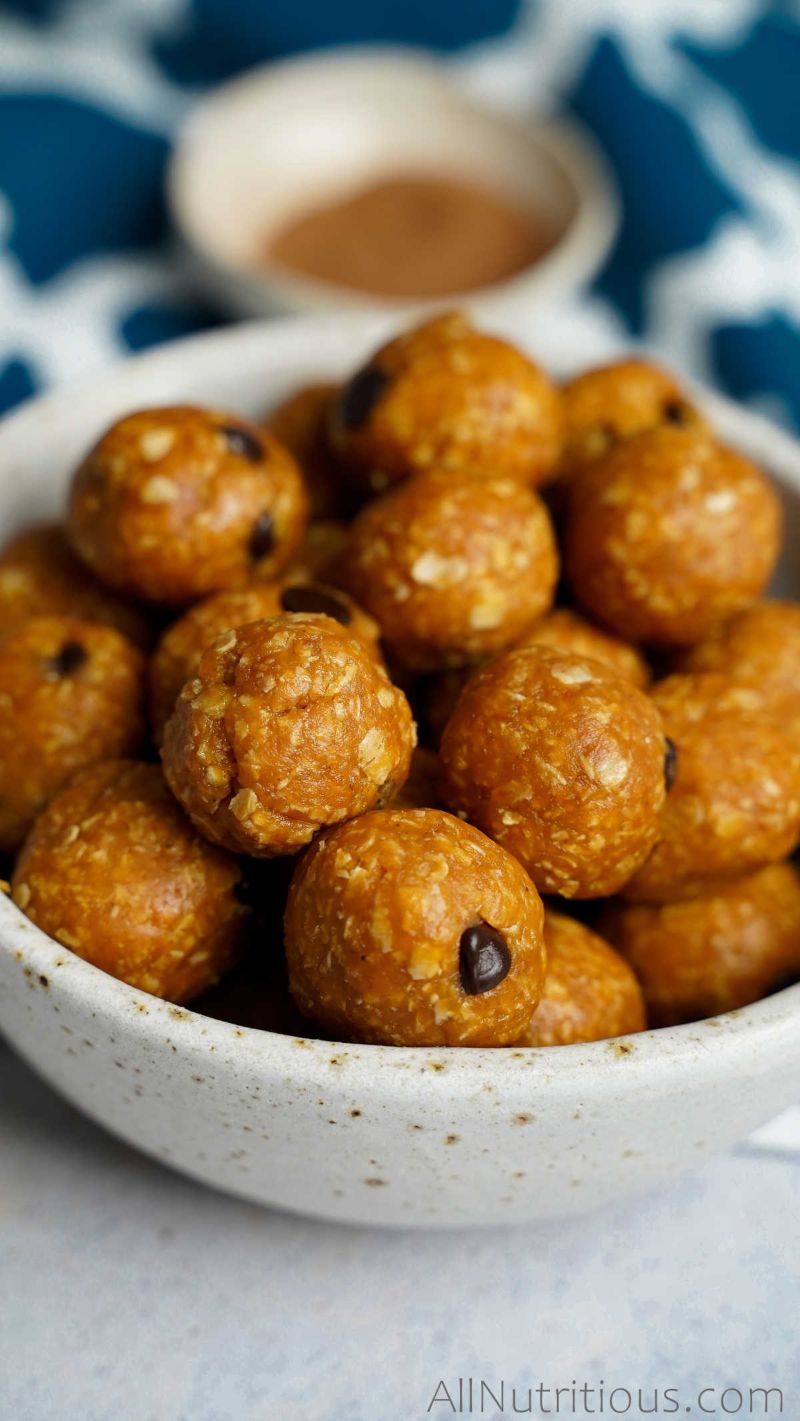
left=265, top=173, right=550, bottom=298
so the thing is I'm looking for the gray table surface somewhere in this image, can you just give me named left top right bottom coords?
left=1, top=1040, right=798, bottom=1421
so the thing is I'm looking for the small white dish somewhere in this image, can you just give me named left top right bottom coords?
left=167, top=48, right=618, bottom=323
left=1, top=311, right=799, bottom=1229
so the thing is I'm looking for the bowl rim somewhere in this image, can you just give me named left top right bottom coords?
left=2, top=310, right=800, bottom=1093
left=166, top=46, right=619, bottom=315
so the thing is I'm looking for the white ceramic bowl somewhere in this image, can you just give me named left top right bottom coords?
left=1, top=312, right=800, bottom=1229
left=167, top=49, right=618, bottom=323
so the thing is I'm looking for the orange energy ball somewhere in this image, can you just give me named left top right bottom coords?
left=601, top=863, right=800, bottom=1025
left=440, top=645, right=666, bottom=899
left=266, top=382, right=350, bottom=520
left=162, top=614, right=415, bottom=857
left=149, top=578, right=381, bottom=741
left=328, top=312, right=565, bottom=494
left=12, top=761, right=246, bottom=1003
left=0, top=522, right=151, bottom=647
left=0, top=616, right=145, bottom=852
left=561, top=357, right=707, bottom=475
left=564, top=428, right=781, bottom=647
left=284, top=808, right=546, bottom=1046
left=674, top=601, right=800, bottom=738
left=68, top=406, right=309, bottom=605
left=624, top=673, right=800, bottom=902
left=344, top=469, right=559, bottom=671
left=516, top=911, right=646, bottom=1046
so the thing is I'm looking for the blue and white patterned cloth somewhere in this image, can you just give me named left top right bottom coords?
left=1, top=0, right=799, bottom=426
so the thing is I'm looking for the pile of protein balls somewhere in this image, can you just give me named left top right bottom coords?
left=4, top=311, right=800, bottom=1047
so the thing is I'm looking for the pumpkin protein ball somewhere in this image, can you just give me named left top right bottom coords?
left=623, top=672, right=800, bottom=903
left=601, top=862, right=800, bottom=1025
left=344, top=468, right=559, bottom=671
left=515, top=911, right=646, bottom=1047
left=328, top=311, right=565, bottom=495
left=149, top=577, right=382, bottom=741
left=440, top=644, right=667, bottom=899
left=12, top=760, right=246, bottom=1003
left=420, top=607, right=649, bottom=746
left=284, top=808, right=546, bottom=1046
left=68, top=406, right=309, bottom=605
left=162, top=613, right=415, bottom=857
left=674, top=601, right=800, bottom=738
left=0, top=616, right=145, bottom=853
left=266, top=382, right=351, bottom=520
left=560, top=357, right=707, bottom=476
left=564, top=427, right=781, bottom=647
left=0, top=522, right=151, bottom=647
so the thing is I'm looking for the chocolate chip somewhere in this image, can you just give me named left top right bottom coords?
left=220, top=424, right=264, bottom=463
left=664, top=737, right=678, bottom=792
left=50, top=642, right=88, bottom=677
left=280, top=583, right=352, bottom=625
left=249, top=512, right=276, bottom=562
left=459, top=922, right=511, bottom=996
left=338, top=366, right=389, bottom=430
left=663, top=400, right=689, bottom=426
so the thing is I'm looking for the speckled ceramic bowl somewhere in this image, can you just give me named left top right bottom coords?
left=2, top=313, right=800, bottom=1228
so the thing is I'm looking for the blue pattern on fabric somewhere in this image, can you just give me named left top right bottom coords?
left=120, top=301, right=222, bottom=353
left=680, top=16, right=800, bottom=165
left=712, top=315, right=800, bottom=420
left=0, top=94, right=168, bottom=284
left=154, top=0, right=521, bottom=85
left=0, top=357, right=37, bottom=410
left=1, top=0, right=65, bottom=20
left=566, top=37, right=744, bottom=334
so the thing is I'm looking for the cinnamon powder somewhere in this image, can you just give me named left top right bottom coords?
left=265, top=173, right=550, bottom=298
